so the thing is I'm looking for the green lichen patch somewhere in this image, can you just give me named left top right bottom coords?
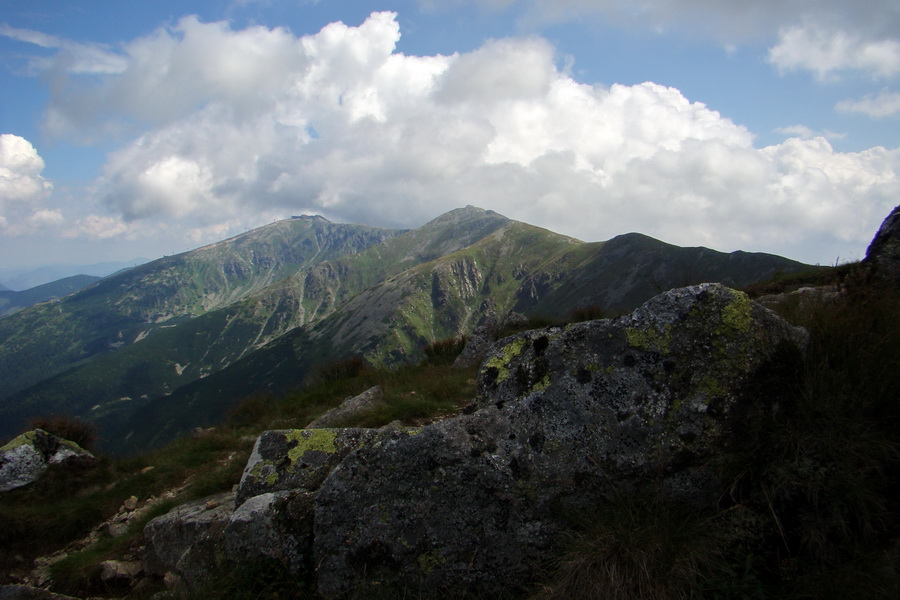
left=0, top=430, right=38, bottom=452
left=719, top=290, right=753, bottom=335
left=531, top=374, right=552, bottom=393
left=417, top=550, right=447, bottom=575
left=626, top=325, right=671, bottom=353
left=483, top=337, right=527, bottom=383
left=286, top=429, right=338, bottom=465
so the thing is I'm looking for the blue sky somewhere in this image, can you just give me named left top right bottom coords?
left=1, top=0, right=899, bottom=277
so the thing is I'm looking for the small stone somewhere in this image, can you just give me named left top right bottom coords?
left=123, top=495, right=138, bottom=511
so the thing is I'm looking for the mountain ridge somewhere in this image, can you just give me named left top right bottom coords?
left=0, top=274, right=102, bottom=317
left=0, top=207, right=816, bottom=453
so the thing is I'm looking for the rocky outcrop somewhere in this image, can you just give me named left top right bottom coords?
left=313, top=283, right=808, bottom=596
left=865, top=204, right=900, bottom=286
left=0, top=430, right=95, bottom=492
left=142, top=284, right=808, bottom=597
left=143, top=426, right=423, bottom=590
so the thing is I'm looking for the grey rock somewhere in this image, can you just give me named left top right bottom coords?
left=452, top=313, right=528, bottom=369
left=224, top=490, right=314, bottom=576
left=451, top=320, right=500, bottom=368
left=306, top=386, right=386, bottom=428
left=235, top=427, right=420, bottom=509
left=0, top=430, right=95, bottom=492
left=143, top=491, right=234, bottom=589
left=314, top=284, right=808, bottom=597
left=865, top=204, right=900, bottom=286
left=99, top=560, right=142, bottom=584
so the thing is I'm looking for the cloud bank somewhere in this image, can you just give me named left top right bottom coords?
left=8, top=12, right=900, bottom=263
left=0, top=134, right=56, bottom=233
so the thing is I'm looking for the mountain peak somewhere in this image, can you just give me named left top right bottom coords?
left=420, top=206, right=508, bottom=230
left=290, top=214, right=332, bottom=223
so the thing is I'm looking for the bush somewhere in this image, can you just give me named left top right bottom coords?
left=28, top=415, right=97, bottom=451
left=312, top=355, right=369, bottom=383
left=422, top=336, right=467, bottom=365
left=568, top=305, right=606, bottom=323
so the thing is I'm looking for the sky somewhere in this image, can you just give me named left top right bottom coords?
left=1, top=0, right=899, bottom=277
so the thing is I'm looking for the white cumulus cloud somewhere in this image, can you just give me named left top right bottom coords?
left=10, top=12, right=900, bottom=264
left=0, top=134, right=55, bottom=234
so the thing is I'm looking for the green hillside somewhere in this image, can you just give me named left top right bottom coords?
left=0, top=275, right=101, bottom=317
left=0, top=207, right=814, bottom=454
left=0, top=217, right=400, bottom=401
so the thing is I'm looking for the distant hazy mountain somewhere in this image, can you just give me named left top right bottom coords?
left=0, top=260, right=149, bottom=291
left=0, top=207, right=815, bottom=453
left=0, top=275, right=102, bottom=317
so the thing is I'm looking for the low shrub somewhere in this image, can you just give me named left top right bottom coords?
left=28, top=414, right=97, bottom=451
left=422, top=335, right=467, bottom=365
left=311, top=355, right=370, bottom=383
left=534, top=490, right=724, bottom=600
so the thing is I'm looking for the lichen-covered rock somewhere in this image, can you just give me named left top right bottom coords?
left=235, top=427, right=419, bottom=509
left=224, top=490, right=314, bottom=576
left=143, top=491, right=234, bottom=589
left=452, top=313, right=528, bottom=369
left=314, top=284, right=808, bottom=597
left=306, top=386, right=386, bottom=428
left=0, top=430, right=95, bottom=492
left=865, top=204, right=900, bottom=286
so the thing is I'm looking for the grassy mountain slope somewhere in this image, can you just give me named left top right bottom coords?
left=113, top=219, right=811, bottom=454
left=0, top=217, right=400, bottom=402
left=0, top=208, right=512, bottom=449
left=0, top=207, right=813, bottom=454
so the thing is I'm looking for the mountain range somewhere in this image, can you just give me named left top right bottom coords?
left=0, top=275, right=102, bottom=317
left=0, top=207, right=815, bottom=454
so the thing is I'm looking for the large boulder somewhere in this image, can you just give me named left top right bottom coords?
left=313, top=284, right=808, bottom=597
left=865, top=204, right=900, bottom=286
left=0, top=430, right=95, bottom=492
left=144, top=426, right=423, bottom=589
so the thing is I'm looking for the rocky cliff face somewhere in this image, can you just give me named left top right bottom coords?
left=143, top=284, right=809, bottom=597
left=865, top=204, right=900, bottom=287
